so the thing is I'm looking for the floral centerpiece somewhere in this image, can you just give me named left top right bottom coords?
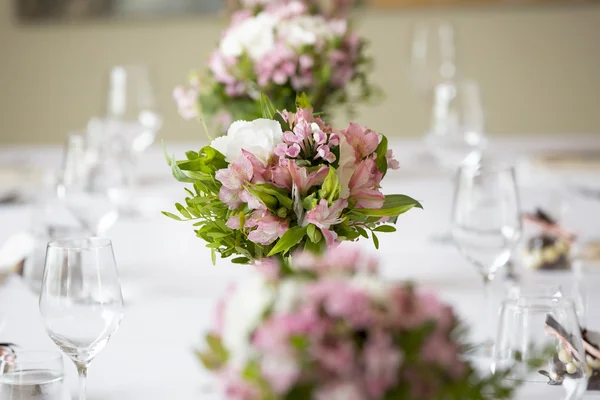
left=173, top=0, right=378, bottom=133
left=198, top=246, right=517, bottom=399
left=164, top=94, right=420, bottom=264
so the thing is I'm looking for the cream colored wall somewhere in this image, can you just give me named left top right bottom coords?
left=0, top=1, right=599, bottom=145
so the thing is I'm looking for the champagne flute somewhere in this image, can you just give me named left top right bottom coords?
left=451, top=163, right=522, bottom=353
left=493, top=296, right=588, bottom=399
left=39, top=238, right=124, bottom=400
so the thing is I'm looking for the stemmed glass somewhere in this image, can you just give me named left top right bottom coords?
left=409, top=21, right=456, bottom=97
left=56, top=133, right=125, bottom=236
left=39, top=238, right=124, bottom=400
left=451, top=163, right=522, bottom=352
left=105, top=64, right=162, bottom=209
left=493, top=296, right=588, bottom=399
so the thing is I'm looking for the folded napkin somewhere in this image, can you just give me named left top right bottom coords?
left=0, top=233, right=35, bottom=279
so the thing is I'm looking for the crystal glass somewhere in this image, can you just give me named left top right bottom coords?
left=105, top=65, right=162, bottom=210
left=409, top=21, right=457, bottom=97
left=493, top=297, right=588, bottom=399
left=451, top=163, right=522, bottom=351
left=0, top=350, right=67, bottom=400
left=56, top=133, right=125, bottom=236
left=39, top=238, right=124, bottom=400
left=425, top=80, right=487, bottom=174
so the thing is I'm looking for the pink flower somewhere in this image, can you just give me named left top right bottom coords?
left=305, top=199, right=348, bottom=245
left=286, top=143, right=301, bottom=158
left=314, top=381, right=364, bottom=400
left=269, top=163, right=293, bottom=190
left=242, top=150, right=268, bottom=183
left=246, top=210, right=288, bottom=245
left=314, top=341, right=355, bottom=377
left=348, top=158, right=384, bottom=209
left=316, top=145, right=336, bottom=163
left=261, top=354, right=300, bottom=395
left=253, top=311, right=322, bottom=355
left=307, top=279, right=371, bottom=327
left=288, top=161, right=329, bottom=195
left=220, top=367, right=260, bottom=400
left=386, top=149, right=400, bottom=170
left=363, top=331, right=403, bottom=397
left=313, top=130, right=327, bottom=145
left=226, top=215, right=242, bottom=230
left=209, top=51, right=237, bottom=86
left=173, top=85, right=198, bottom=120
left=215, top=155, right=253, bottom=209
left=254, top=258, right=280, bottom=281
left=421, top=333, right=462, bottom=374
left=341, top=123, right=380, bottom=160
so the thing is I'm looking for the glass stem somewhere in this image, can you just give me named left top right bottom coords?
left=77, top=365, right=87, bottom=400
left=482, top=273, right=495, bottom=346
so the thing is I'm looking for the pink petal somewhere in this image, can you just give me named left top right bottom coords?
left=219, top=187, right=242, bottom=209
left=320, top=228, right=339, bottom=246
left=285, top=143, right=301, bottom=158
left=353, top=189, right=385, bottom=209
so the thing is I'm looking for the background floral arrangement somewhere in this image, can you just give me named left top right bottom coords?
left=173, top=0, right=378, bottom=133
left=164, top=94, right=419, bottom=264
left=198, top=246, right=518, bottom=399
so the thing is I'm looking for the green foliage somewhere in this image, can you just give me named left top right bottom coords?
left=268, top=226, right=308, bottom=256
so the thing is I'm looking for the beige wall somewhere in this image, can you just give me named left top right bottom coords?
left=0, top=1, right=599, bottom=145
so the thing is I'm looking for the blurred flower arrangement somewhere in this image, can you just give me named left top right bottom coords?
left=173, top=0, right=379, bottom=133
left=164, top=94, right=419, bottom=264
left=198, top=246, right=518, bottom=399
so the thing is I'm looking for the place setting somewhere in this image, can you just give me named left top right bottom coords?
left=1, top=0, right=600, bottom=399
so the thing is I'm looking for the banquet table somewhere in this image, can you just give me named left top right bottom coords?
left=1, top=135, right=600, bottom=399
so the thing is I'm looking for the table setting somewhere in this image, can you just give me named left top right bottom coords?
left=2, top=1, right=600, bottom=399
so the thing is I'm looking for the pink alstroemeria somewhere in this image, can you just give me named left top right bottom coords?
left=348, top=158, right=384, bottom=209
left=341, top=122, right=379, bottom=160
left=246, top=210, right=288, bottom=245
left=269, top=163, right=292, bottom=190
left=172, top=86, right=198, bottom=120
left=363, top=331, right=403, bottom=397
left=386, top=149, right=400, bottom=170
left=241, top=150, right=267, bottom=183
left=316, top=145, right=336, bottom=163
left=215, top=155, right=253, bottom=209
left=306, top=198, right=348, bottom=245
left=288, top=161, right=329, bottom=195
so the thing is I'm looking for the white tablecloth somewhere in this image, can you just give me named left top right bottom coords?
left=1, top=136, right=600, bottom=399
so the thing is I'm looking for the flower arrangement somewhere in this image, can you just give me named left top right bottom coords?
left=230, top=0, right=355, bottom=18
left=164, top=94, right=420, bottom=264
left=173, top=0, right=378, bottom=133
left=198, top=246, right=518, bottom=399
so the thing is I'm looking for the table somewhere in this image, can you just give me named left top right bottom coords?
left=1, top=135, right=600, bottom=399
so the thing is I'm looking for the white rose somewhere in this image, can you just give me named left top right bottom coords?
left=337, top=134, right=357, bottom=198
left=211, top=118, right=283, bottom=164
left=220, top=13, right=277, bottom=61
left=278, top=15, right=333, bottom=48
left=221, top=275, right=275, bottom=368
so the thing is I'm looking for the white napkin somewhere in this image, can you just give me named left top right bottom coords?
left=0, top=232, right=35, bottom=273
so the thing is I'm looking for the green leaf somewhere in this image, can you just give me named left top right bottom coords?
left=245, top=187, right=279, bottom=211
left=260, top=93, right=277, bottom=119
left=352, top=194, right=423, bottom=217
left=306, top=224, right=322, bottom=243
left=231, top=257, right=250, bottom=264
left=318, top=167, right=340, bottom=204
left=185, top=150, right=199, bottom=160
left=251, top=184, right=293, bottom=209
left=268, top=226, right=308, bottom=256
left=205, top=334, right=229, bottom=363
left=375, top=135, right=388, bottom=176
left=373, top=225, right=396, bottom=233
left=302, top=192, right=318, bottom=211
left=356, top=226, right=368, bottom=238
left=295, top=92, right=312, bottom=109
left=162, top=211, right=182, bottom=221
left=372, top=232, right=379, bottom=249
left=211, top=248, right=217, bottom=265
left=175, top=203, right=192, bottom=219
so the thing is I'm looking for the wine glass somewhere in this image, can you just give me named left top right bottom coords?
left=56, top=132, right=125, bottom=236
left=105, top=65, right=162, bottom=204
left=451, top=163, right=522, bottom=352
left=493, top=296, right=588, bottom=399
left=39, top=238, right=124, bottom=400
left=409, top=21, right=456, bottom=97
left=0, top=350, right=67, bottom=400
